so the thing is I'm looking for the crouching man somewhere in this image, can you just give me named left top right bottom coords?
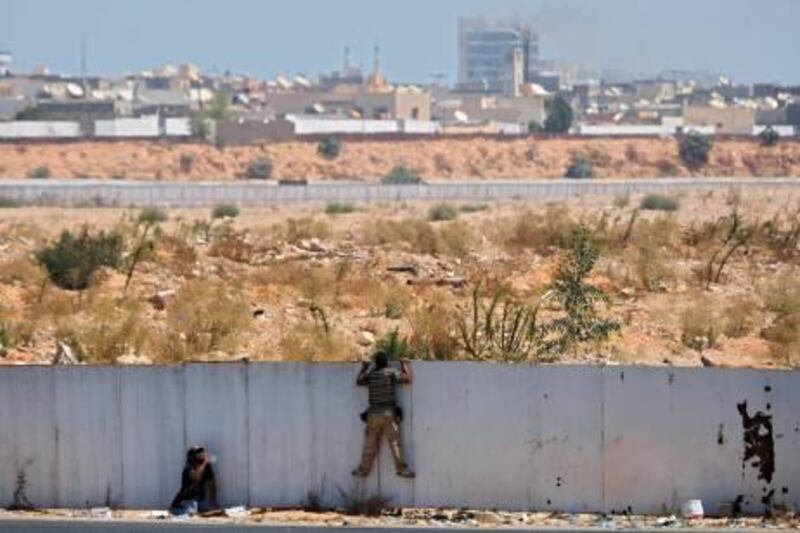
left=352, top=351, right=415, bottom=479
left=170, top=446, right=219, bottom=516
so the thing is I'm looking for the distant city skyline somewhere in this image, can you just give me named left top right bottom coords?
left=2, top=0, right=799, bottom=84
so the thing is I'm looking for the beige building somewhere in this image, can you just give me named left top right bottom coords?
left=683, top=105, right=756, bottom=135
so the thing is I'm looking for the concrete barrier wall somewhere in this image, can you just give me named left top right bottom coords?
left=0, top=363, right=798, bottom=515
left=0, top=178, right=797, bottom=207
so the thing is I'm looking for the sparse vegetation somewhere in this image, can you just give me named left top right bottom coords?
left=759, top=126, right=780, bottom=147
left=0, top=190, right=797, bottom=368
left=564, top=155, right=595, bottom=179
left=428, top=203, right=459, bottom=222
left=382, top=165, right=423, bottom=185
left=137, top=207, right=168, bottom=226
left=36, top=228, right=124, bottom=291
left=325, top=202, right=357, bottom=215
left=28, top=166, right=51, bottom=179
left=0, top=196, right=21, bottom=208
left=179, top=153, right=196, bottom=173
left=640, top=194, right=680, bottom=212
left=317, top=137, right=342, bottom=160
left=246, top=158, right=273, bottom=180
left=164, top=280, right=251, bottom=360
left=212, top=203, right=240, bottom=220
left=459, top=203, right=488, bottom=213
left=679, top=132, right=713, bottom=171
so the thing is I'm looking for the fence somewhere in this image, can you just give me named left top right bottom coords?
left=0, top=178, right=797, bottom=208
left=0, top=363, right=797, bottom=515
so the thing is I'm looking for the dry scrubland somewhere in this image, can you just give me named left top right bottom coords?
left=0, top=189, right=799, bottom=368
left=1, top=137, right=800, bottom=180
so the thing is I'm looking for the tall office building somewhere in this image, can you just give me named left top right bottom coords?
left=457, top=17, right=539, bottom=94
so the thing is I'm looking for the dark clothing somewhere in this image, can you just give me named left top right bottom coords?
left=171, top=464, right=215, bottom=509
left=360, top=367, right=402, bottom=412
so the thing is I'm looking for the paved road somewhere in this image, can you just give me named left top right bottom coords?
left=0, top=521, right=793, bottom=533
left=0, top=177, right=796, bottom=207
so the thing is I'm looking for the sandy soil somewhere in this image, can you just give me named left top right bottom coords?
left=1, top=137, right=799, bottom=180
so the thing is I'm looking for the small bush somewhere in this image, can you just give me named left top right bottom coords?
left=679, top=132, right=713, bottom=171
left=759, top=126, right=780, bottom=147
left=624, top=143, right=641, bottom=163
left=459, top=203, right=488, bottom=213
left=527, top=121, right=543, bottom=134
left=382, top=165, right=423, bottom=185
left=374, top=329, right=412, bottom=360
left=137, top=207, right=168, bottom=226
left=317, top=137, right=342, bottom=160
left=630, top=242, right=673, bottom=292
left=325, top=202, right=356, bottom=215
left=179, top=153, right=195, bottom=173
left=504, top=204, right=577, bottom=251
left=212, top=203, right=240, bottom=219
left=564, top=156, right=594, bottom=179
left=612, top=194, right=630, bottom=209
left=284, top=217, right=331, bottom=244
left=407, top=300, right=459, bottom=360
left=28, top=166, right=51, bottom=179
left=680, top=295, right=719, bottom=350
left=36, top=229, right=124, bottom=290
left=721, top=296, right=759, bottom=339
left=0, top=197, right=21, bottom=208
left=246, top=158, right=273, bottom=180
left=428, top=203, right=459, bottom=222
left=640, top=194, right=680, bottom=212
left=164, top=280, right=251, bottom=359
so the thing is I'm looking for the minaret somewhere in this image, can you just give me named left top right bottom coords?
left=373, top=44, right=381, bottom=76
left=344, top=45, right=351, bottom=71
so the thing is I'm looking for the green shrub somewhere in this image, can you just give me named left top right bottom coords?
left=212, top=203, right=240, bottom=219
left=382, top=165, right=423, bottom=185
left=137, top=207, right=168, bottom=226
left=564, top=156, right=594, bottom=179
left=544, top=96, right=574, bottom=134
left=28, top=166, right=51, bottom=179
left=246, top=158, right=273, bottom=180
left=36, top=229, right=124, bottom=290
left=0, top=197, right=21, bottom=208
left=179, top=153, right=196, bottom=173
left=640, top=194, right=680, bottom=212
left=459, top=203, right=489, bottom=213
left=759, top=126, right=780, bottom=147
left=317, top=137, right=342, bottom=160
left=325, top=202, right=356, bottom=215
left=374, top=329, right=412, bottom=361
left=679, top=132, right=713, bottom=170
left=428, top=203, right=459, bottom=222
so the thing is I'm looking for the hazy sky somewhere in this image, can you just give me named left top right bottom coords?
left=2, top=0, right=799, bottom=84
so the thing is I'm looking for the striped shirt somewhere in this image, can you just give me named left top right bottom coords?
left=366, top=368, right=401, bottom=410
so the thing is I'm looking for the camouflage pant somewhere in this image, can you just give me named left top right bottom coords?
left=355, top=409, right=407, bottom=475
